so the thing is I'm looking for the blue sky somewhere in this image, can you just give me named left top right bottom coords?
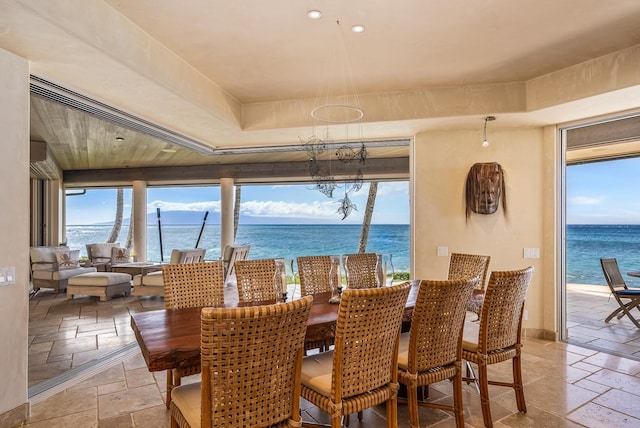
left=66, top=181, right=410, bottom=225
left=567, top=157, right=640, bottom=224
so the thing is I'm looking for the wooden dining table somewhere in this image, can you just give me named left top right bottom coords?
left=130, top=282, right=419, bottom=374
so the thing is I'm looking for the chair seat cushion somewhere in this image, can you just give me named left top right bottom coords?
left=397, top=332, right=410, bottom=370
left=462, top=320, right=479, bottom=352
left=616, top=289, right=640, bottom=297
left=171, top=382, right=201, bottom=428
left=68, top=272, right=131, bottom=286
left=32, top=267, right=96, bottom=281
left=301, top=350, right=334, bottom=396
left=133, top=271, right=164, bottom=287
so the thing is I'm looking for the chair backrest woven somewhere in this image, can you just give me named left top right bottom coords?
left=448, top=253, right=491, bottom=292
left=234, top=258, right=278, bottom=302
left=601, top=258, right=628, bottom=292
left=333, top=282, right=411, bottom=399
left=478, top=266, right=534, bottom=353
left=162, top=261, right=224, bottom=309
left=200, top=296, right=312, bottom=427
left=297, top=255, right=339, bottom=296
left=343, top=252, right=379, bottom=289
left=408, top=277, right=478, bottom=372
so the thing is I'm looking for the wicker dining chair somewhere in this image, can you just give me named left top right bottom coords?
left=170, top=295, right=313, bottom=428
left=234, top=258, right=279, bottom=303
left=297, top=255, right=340, bottom=296
left=161, top=261, right=225, bottom=408
left=600, top=258, right=640, bottom=328
left=297, top=255, right=341, bottom=353
left=300, top=282, right=411, bottom=428
left=342, top=252, right=381, bottom=289
left=448, top=252, right=490, bottom=317
left=397, top=277, right=478, bottom=428
left=462, top=266, right=534, bottom=428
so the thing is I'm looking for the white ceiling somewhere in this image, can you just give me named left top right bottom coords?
left=3, top=0, right=640, bottom=168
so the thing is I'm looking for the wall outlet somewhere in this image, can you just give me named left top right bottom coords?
left=523, top=248, right=540, bottom=259
left=437, top=246, right=449, bottom=257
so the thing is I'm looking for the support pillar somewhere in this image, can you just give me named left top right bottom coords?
left=220, top=178, right=235, bottom=255
left=132, top=180, right=147, bottom=262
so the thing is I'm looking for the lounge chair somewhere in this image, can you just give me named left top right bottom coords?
left=221, top=244, right=250, bottom=285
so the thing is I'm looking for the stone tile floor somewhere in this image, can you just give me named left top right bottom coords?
left=19, top=282, right=640, bottom=427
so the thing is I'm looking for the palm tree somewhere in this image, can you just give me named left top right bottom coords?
left=233, top=185, right=242, bottom=240
left=107, top=188, right=124, bottom=243
left=358, top=181, right=378, bottom=253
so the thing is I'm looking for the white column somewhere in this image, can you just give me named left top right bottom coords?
left=220, top=178, right=235, bottom=255
left=132, top=180, right=147, bottom=262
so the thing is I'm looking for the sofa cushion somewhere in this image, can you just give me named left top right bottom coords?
left=30, top=246, right=68, bottom=271
left=111, top=247, right=131, bottom=265
left=56, top=249, right=80, bottom=270
left=32, top=266, right=97, bottom=281
left=69, top=272, right=132, bottom=286
left=88, top=243, right=121, bottom=263
left=133, top=271, right=164, bottom=287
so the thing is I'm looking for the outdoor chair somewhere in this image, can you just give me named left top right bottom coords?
left=170, top=295, right=312, bottom=428
left=221, top=244, right=250, bottom=285
left=234, top=258, right=280, bottom=303
left=447, top=252, right=491, bottom=317
left=162, top=261, right=225, bottom=408
left=297, top=255, right=341, bottom=352
left=85, top=242, right=121, bottom=270
left=342, top=252, right=382, bottom=289
left=462, top=266, right=534, bottom=428
left=600, top=258, right=640, bottom=328
left=300, top=282, right=411, bottom=428
left=397, top=276, right=478, bottom=428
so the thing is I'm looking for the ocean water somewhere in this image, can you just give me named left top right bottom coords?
left=68, top=223, right=635, bottom=285
left=65, top=224, right=410, bottom=273
left=567, top=224, right=640, bottom=287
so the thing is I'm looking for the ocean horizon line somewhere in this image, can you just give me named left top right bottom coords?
left=70, top=223, right=411, bottom=227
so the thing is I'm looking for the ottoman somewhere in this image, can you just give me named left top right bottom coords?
left=67, top=272, right=132, bottom=301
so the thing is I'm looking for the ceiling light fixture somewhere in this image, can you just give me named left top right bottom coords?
left=300, top=20, right=366, bottom=220
left=482, top=116, right=496, bottom=147
left=307, top=10, right=322, bottom=20
left=351, top=25, right=365, bottom=33
left=115, top=136, right=124, bottom=141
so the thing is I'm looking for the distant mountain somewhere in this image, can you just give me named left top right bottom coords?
left=97, top=210, right=358, bottom=226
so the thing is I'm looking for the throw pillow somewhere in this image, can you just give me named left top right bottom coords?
left=111, top=247, right=131, bottom=265
left=55, top=249, right=80, bottom=270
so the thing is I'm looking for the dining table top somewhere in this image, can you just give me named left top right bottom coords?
left=130, top=282, right=419, bottom=372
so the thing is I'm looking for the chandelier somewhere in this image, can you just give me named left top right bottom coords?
left=301, top=19, right=366, bottom=220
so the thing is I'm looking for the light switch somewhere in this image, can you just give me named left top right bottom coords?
left=523, top=248, right=540, bottom=259
left=437, top=246, right=449, bottom=257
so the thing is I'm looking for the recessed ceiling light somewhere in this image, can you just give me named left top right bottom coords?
left=351, top=25, right=365, bottom=33
left=161, top=148, right=177, bottom=153
left=307, top=10, right=322, bottom=20
left=115, top=136, right=124, bottom=141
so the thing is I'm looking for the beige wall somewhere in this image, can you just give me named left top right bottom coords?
left=0, top=48, right=30, bottom=423
left=412, top=125, right=556, bottom=337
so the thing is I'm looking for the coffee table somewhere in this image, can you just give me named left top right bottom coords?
left=110, top=262, right=164, bottom=276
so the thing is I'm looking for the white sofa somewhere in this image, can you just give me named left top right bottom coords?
left=133, top=248, right=206, bottom=297
left=30, top=246, right=97, bottom=293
